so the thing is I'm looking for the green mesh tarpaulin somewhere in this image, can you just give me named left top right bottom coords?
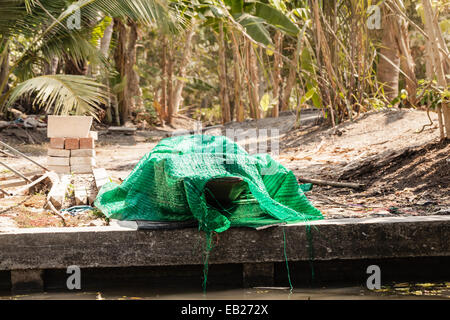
left=94, top=135, right=323, bottom=233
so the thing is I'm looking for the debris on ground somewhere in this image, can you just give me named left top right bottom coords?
left=0, top=117, right=109, bottom=230
left=1, top=109, right=448, bottom=227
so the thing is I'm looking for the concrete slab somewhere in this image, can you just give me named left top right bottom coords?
left=71, top=164, right=93, bottom=174
left=0, top=215, right=448, bottom=271
left=74, top=181, right=87, bottom=205
left=47, top=156, right=70, bottom=166
left=47, top=116, right=92, bottom=138
left=48, top=148, right=70, bottom=158
left=70, top=157, right=95, bottom=166
left=47, top=165, right=70, bottom=175
left=93, top=168, right=109, bottom=189
left=71, top=149, right=95, bottom=157
left=47, top=175, right=70, bottom=208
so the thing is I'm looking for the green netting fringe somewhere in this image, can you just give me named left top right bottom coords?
left=94, top=135, right=323, bottom=291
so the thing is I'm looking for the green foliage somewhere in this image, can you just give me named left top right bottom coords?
left=417, top=80, right=446, bottom=110
left=193, top=103, right=222, bottom=124
left=0, top=0, right=173, bottom=117
left=6, top=75, right=107, bottom=119
left=244, top=2, right=299, bottom=37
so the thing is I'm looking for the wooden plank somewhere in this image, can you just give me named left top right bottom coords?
left=297, top=177, right=364, bottom=189
left=15, top=173, right=50, bottom=195
left=0, top=141, right=48, bottom=171
left=0, top=188, right=11, bottom=196
left=0, top=180, right=28, bottom=189
left=0, top=160, right=32, bottom=183
left=108, top=126, right=137, bottom=132
left=0, top=170, right=44, bottom=182
left=108, top=126, right=136, bottom=135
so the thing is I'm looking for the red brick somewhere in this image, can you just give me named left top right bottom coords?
left=79, top=137, right=94, bottom=149
left=50, top=137, right=65, bottom=149
left=64, top=137, right=79, bottom=150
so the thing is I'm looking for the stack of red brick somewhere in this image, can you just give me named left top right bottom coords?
left=47, top=134, right=96, bottom=174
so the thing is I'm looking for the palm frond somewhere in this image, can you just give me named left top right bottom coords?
left=5, top=75, right=107, bottom=119
left=2, top=0, right=174, bottom=75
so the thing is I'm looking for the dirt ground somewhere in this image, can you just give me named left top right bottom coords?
left=0, top=108, right=448, bottom=229
left=279, top=109, right=449, bottom=219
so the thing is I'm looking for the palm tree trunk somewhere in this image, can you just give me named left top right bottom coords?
left=247, top=41, right=261, bottom=119
left=126, top=20, right=142, bottom=114
left=172, top=22, right=196, bottom=115
left=100, top=19, right=114, bottom=123
left=281, top=33, right=302, bottom=112
left=377, top=3, right=400, bottom=102
left=231, top=31, right=244, bottom=122
left=217, top=21, right=231, bottom=124
left=160, top=35, right=168, bottom=124
left=422, top=0, right=449, bottom=138
left=113, top=18, right=131, bottom=124
left=0, top=46, right=9, bottom=95
left=166, top=41, right=174, bottom=125
left=391, top=3, right=417, bottom=107
left=272, top=31, right=283, bottom=118
left=100, top=19, right=114, bottom=58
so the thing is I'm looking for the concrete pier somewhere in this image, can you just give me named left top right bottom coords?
left=10, top=269, right=44, bottom=293
left=0, top=215, right=449, bottom=291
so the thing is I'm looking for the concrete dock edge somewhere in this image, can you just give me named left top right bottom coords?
left=0, top=215, right=448, bottom=271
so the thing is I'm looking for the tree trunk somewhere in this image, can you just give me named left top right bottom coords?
left=99, top=19, right=114, bottom=123
left=126, top=20, right=142, bottom=113
left=397, top=28, right=417, bottom=106
left=231, top=31, right=244, bottom=122
left=113, top=18, right=130, bottom=124
left=172, top=22, right=196, bottom=115
left=100, top=19, right=114, bottom=58
left=422, top=0, right=449, bottom=138
left=112, top=19, right=141, bottom=125
left=281, top=33, right=302, bottom=112
left=166, top=42, right=174, bottom=125
left=247, top=41, right=261, bottom=119
left=217, top=21, right=231, bottom=124
left=0, top=46, right=9, bottom=95
left=160, top=35, right=168, bottom=124
left=272, top=31, right=283, bottom=118
left=377, top=3, right=400, bottom=102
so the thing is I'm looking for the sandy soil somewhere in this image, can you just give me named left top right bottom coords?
left=0, top=108, right=448, bottom=229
